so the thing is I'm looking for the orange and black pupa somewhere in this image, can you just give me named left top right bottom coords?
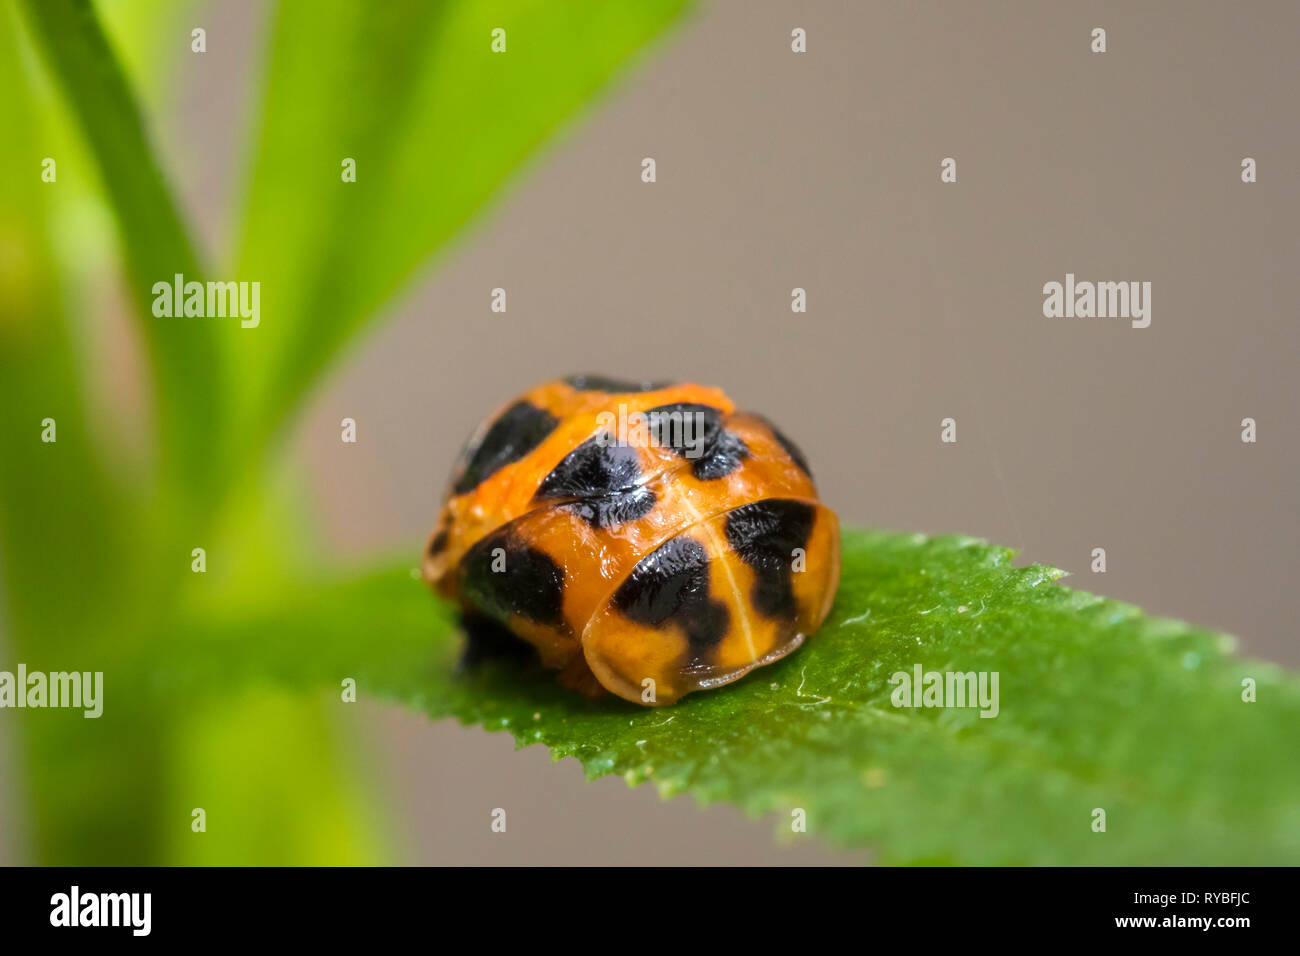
left=423, top=375, right=840, bottom=705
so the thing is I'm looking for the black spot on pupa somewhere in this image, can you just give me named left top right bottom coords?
left=453, top=401, right=559, bottom=495
left=428, top=530, right=449, bottom=555
left=563, top=488, right=657, bottom=530
left=691, top=430, right=749, bottom=480
left=752, top=413, right=812, bottom=478
left=535, top=435, right=656, bottom=529
left=645, top=403, right=721, bottom=453
left=613, top=535, right=730, bottom=655
left=460, top=532, right=567, bottom=629
left=644, top=403, right=748, bottom=480
left=724, top=499, right=816, bottom=620
left=536, top=436, right=641, bottom=499
left=563, top=374, right=671, bottom=393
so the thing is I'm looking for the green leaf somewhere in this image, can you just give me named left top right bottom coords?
left=230, top=0, right=693, bottom=455
left=165, top=530, right=1300, bottom=866
left=16, top=0, right=225, bottom=498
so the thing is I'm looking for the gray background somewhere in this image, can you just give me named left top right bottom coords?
left=7, top=0, right=1299, bottom=864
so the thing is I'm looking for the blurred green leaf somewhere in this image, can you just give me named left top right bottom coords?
left=232, top=0, right=693, bottom=454
left=0, top=0, right=167, bottom=864
left=168, top=531, right=1300, bottom=865
left=17, top=0, right=225, bottom=499
left=162, top=690, right=387, bottom=865
left=1, top=0, right=129, bottom=639
left=1, top=0, right=346, bottom=869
